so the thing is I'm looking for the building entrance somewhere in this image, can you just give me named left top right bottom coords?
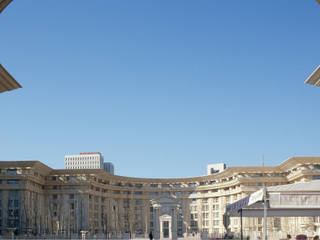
left=151, top=197, right=183, bottom=239
left=162, top=221, right=169, bottom=238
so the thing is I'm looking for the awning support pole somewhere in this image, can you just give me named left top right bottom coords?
left=263, top=187, right=268, bottom=240
left=240, top=209, right=243, bottom=240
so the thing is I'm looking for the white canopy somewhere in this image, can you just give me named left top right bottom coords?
left=226, top=180, right=320, bottom=217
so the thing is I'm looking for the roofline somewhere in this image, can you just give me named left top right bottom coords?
left=0, top=64, right=21, bottom=93
left=3, top=156, right=320, bottom=182
left=0, top=0, right=12, bottom=14
left=305, top=65, right=320, bottom=86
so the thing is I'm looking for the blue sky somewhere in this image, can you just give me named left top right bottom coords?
left=1, top=1, right=319, bottom=178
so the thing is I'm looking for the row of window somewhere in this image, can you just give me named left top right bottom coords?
left=0, top=180, right=19, bottom=184
left=66, top=156, right=100, bottom=161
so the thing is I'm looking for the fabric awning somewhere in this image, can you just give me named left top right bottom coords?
left=226, top=180, right=320, bottom=217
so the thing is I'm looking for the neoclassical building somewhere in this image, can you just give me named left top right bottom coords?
left=0, top=156, right=320, bottom=239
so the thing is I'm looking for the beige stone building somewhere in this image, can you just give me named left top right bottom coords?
left=0, top=156, right=320, bottom=239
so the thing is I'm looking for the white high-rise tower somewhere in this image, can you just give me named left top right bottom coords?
left=65, top=152, right=104, bottom=169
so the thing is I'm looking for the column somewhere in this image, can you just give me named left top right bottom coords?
left=160, top=218, right=163, bottom=239
left=169, top=219, right=172, bottom=239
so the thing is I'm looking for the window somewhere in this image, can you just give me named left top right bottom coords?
left=8, top=200, right=18, bottom=208
left=190, top=205, right=198, bottom=211
left=7, top=169, right=17, bottom=175
left=202, top=205, right=209, bottom=211
left=173, top=184, right=181, bottom=188
left=190, top=220, right=197, bottom=227
left=162, top=184, right=170, bottom=188
left=211, top=168, right=219, bottom=174
left=274, top=218, right=281, bottom=228
left=8, top=209, right=14, bottom=217
left=212, top=198, right=218, bottom=203
left=314, top=165, right=320, bottom=170
left=8, top=200, right=14, bottom=208
left=150, top=184, right=158, bottom=188
left=9, top=191, right=19, bottom=198
left=202, top=213, right=209, bottom=218
left=202, top=220, right=209, bottom=227
left=7, top=180, right=19, bottom=184
left=13, top=209, right=19, bottom=217
left=69, top=194, right=74, bottom=199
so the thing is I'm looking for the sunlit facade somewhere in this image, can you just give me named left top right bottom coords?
left=0, top=157, right=320, bottom=239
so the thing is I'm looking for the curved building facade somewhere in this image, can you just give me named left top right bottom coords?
left=0, top=156, right=320, bottom=239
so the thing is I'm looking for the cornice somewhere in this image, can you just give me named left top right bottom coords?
left=3, top=156, right=320, bottom=185
left=0, top=0, right=12, bottom=14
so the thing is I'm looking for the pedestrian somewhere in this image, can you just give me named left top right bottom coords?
left=313, top=235, right=319, bottom=240
left=149, top=231, right=153, bottom=240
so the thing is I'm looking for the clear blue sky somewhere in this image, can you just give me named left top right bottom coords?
left=1, top=1, right=319, bottom=178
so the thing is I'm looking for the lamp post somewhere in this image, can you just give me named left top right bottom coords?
left=262, top=156, right=268, bottom=240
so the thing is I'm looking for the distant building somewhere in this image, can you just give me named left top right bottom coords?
left=65, top=152, right=104, bottom=169
left=207, top=163, right=226, bottom=175
left=103, top=162, right=114, bottom=174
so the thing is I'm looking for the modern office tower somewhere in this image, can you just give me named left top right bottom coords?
left=65, top=152, right=104, bottom=169
left=207, top=163, right=226, bottom=175
left=103, top=162, right=114, bottom=174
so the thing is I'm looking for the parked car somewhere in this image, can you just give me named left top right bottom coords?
left=296, top=234, right=307, bottom=240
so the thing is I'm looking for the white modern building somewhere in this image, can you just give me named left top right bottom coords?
left=103, top=162, right=114, bottom=174
left=207, top=163, right=226, bottom=175
left=65, top=152, right=104, bottom=169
